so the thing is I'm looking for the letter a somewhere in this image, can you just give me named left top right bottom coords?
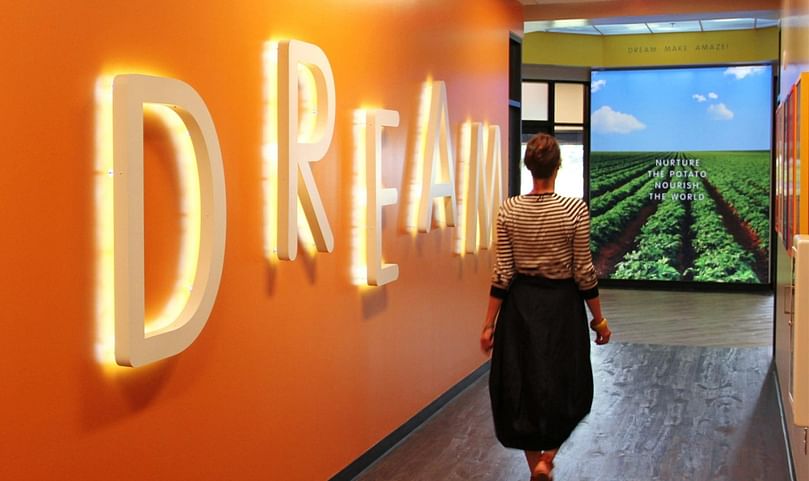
left=277, top=40, right=336, bottom=261
left=111, top=74, right=226, bottom=367
left=417, top=81, right=457, bottom=233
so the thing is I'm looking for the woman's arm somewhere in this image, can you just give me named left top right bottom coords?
left=574, top=202, right=611, bottom=345
left=482, top=204, right=513, bottom=354
left=586, top=296, right=611, bottom=345
left=572, top=202, right=599, bottom=294
left=586, top=295, right=603, bottom=321
left=480, top=296, right=502, bottom=354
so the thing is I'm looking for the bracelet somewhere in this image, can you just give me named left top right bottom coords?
left=483, top=324, right=495, bottom=331
left=590, top=318, right=608, bottom=332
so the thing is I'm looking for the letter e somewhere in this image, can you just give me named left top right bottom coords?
left=365, top=110, right=400, bottom=286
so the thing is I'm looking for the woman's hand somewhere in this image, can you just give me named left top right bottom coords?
left=481, top=296, right=503, bottom=355
left=480, top=325, right=495, bottom=354
left=590, top=318, right=611, bottom=345
left=594, top=325, right=611, bottom=345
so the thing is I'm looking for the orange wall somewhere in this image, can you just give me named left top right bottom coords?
left=0, top=2, right=522, bottom=480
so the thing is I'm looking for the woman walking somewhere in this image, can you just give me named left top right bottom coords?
left=480, top=133, right=611, bottom=480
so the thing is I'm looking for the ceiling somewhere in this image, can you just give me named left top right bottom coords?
left=519, top=0, right=781, bottom=36
left=525, top=16, right=780, bottom=36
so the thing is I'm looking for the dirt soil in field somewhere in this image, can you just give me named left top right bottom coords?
left=702, top=179, right=769, bottom=282
left=594, top=201, right=660, bottom=277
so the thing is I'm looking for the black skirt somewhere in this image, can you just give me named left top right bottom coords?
left=489, top=275, right=593, bottom=451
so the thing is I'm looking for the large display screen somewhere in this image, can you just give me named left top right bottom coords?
left=589, top=65, right=772, bottom=284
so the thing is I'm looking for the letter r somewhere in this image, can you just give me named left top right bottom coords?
left=277, top=40, right=336, bottom=261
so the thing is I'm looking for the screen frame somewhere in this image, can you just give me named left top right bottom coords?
left=587, top=61, right=777, bottom=292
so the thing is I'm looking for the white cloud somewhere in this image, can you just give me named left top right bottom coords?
left=724, top=66, right=767, bottom=80
left=708, top=103, right=734, bottom=120
left=592, top=106, right=646, bottom=134
left=708, top=92, right=719, bottom=99
left=591, top=79, right=607, bottom=93
left=692, top=94, right=707, bottom=102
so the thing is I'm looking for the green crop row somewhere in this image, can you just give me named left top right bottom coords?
left=590, top=169, right=652, bottom=217
left=686, top=151, right=770, bottom=252
left=612, top=182, right=688, bottom=281
left=590, top=151, right=671, bottom=197
left=590, top=161, right=650, bottom=198
left=590, top=169, right=667, bottom=251
left=689, top=176, right=760, bottom=283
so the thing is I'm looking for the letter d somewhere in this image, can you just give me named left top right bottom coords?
left=111, top=74, right=226, bottom=367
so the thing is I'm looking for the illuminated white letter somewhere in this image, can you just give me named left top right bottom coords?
left=366, top=110, right=400, bottom=286
left=277, top=40, right=335, bottom=260
left=483, top=125, right=504, bottom=248
left=455, top=123, right=503, bottom=253
left=417, top=81, right=457, bottom=233
left=457, top=122, right=486, bottom=254
left=111, top=74, right=226, bottom=367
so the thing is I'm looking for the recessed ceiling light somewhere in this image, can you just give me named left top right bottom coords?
left=701, top=18, right=755, bottom=31
left=646, top=21, right=702, bottom=33
left=594, top=23, right=652, bottom=35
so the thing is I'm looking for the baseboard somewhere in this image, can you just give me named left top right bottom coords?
left=328, top=361, right=491, bottom=481
left=774, top=363, right=798, bottom=481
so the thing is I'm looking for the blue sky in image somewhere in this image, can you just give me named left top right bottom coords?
left=590, top=65, right=772, bottom=151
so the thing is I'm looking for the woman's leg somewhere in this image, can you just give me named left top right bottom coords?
left=525, top=450, right=542, bottom=473
left=525, top=448, right=558, bottom=479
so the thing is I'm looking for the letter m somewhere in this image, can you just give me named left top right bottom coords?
left=456, top=123, right=504, bottom=253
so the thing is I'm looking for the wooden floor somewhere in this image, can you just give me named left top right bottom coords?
left=353, top=289, right=788, bottom=481
left=599, top=288, right=774, bottom=347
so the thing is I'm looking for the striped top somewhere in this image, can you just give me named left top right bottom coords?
left=490, top=193, right=599, bottom=299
